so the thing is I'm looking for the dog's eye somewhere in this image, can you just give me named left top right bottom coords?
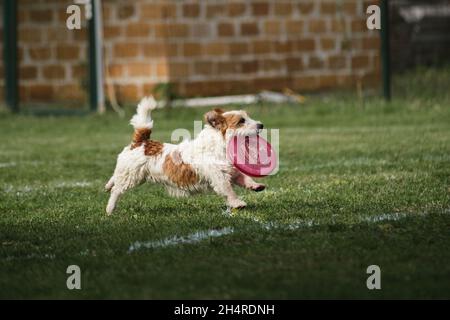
left=238, top=118, right=246, bottom=124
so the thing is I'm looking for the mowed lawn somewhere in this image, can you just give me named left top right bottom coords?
left=0, top=68, right=449, bottom=299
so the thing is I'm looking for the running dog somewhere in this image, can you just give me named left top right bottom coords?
left=105, top=96, right=265, bottom=215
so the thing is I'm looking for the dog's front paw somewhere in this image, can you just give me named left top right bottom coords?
left=250, top=183, right=265, bottom=192
left=228, top=198, right=247, bottom=209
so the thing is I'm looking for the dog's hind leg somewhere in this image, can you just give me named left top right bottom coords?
left=106, top=176, right=145, bottom=215
left=105, top=176, right=115, bottom=192
left=106, top=187, right=122, bottom=215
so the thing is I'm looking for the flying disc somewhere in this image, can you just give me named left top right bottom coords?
left=227, top=135, right=277, bottom=177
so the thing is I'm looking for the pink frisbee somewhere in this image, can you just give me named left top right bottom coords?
left=227, top=135, right=277, bottom=177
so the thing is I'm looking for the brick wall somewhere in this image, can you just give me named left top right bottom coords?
left=2, top=0, right=381, bottom=106
left=11, top=0, right=89, bottom=106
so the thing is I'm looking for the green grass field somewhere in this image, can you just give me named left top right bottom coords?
left=1, top=68, right=450, bottom=299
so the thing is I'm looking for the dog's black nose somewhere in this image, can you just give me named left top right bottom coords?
left=257, top=123, right=264, bottom=130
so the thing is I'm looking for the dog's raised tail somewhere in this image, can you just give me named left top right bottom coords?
left=130, top=96, right=158, bottom=144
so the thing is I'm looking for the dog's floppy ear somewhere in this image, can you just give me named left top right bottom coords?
left=204, top=109, right=226, bottom=130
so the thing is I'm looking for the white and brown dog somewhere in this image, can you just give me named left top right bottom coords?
left=105, top=96, right=266, bottom=215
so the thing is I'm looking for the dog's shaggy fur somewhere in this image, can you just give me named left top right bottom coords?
left=105, top=96, right=266, bottom=215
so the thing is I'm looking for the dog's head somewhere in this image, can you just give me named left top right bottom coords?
left=204, top=108, right=264, bottom=137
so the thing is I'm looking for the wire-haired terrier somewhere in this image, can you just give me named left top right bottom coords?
left=105, top=96, right=266, bottom=215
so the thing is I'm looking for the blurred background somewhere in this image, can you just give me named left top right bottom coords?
left=0, top=0, right=449, bottom=110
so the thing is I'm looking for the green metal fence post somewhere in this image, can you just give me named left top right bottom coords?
left=88, top=1, right=98, bottom=112
left=380, top=0, right=391, bottom=101
left=3, top=0, right=19, bottom=112
left=88, top=0, right=105, bottom=113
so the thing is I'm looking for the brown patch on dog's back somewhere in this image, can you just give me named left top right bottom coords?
left=131, top=135, right=163, bottom=156
left=144, top=140, right=163, bottom=156
left=163, top=153, right=198, bottom=187
left=133, top=128, right=151, bottom=145
left=131, top=127, right=163, bottom=155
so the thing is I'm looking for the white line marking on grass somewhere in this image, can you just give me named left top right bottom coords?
left=250, top=216, right=318, bottom=231
left=0, top=162, right=17, bottom=168
left=0, top=160, right=43, bottom=168
left=128, top=227, right=234, bottom=252
left=361, top=212, right=410, bottom=223
left=248, top=210, right=443, bottom=232
left=2, top=185, right=34, bottom=194
left=5, top=253, right=56, bottom=261
left=54, top=181, right=93, bottom=188
left=2, top=181, right=94, bottom=194
left=127, top=209, right=448, bottom=253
